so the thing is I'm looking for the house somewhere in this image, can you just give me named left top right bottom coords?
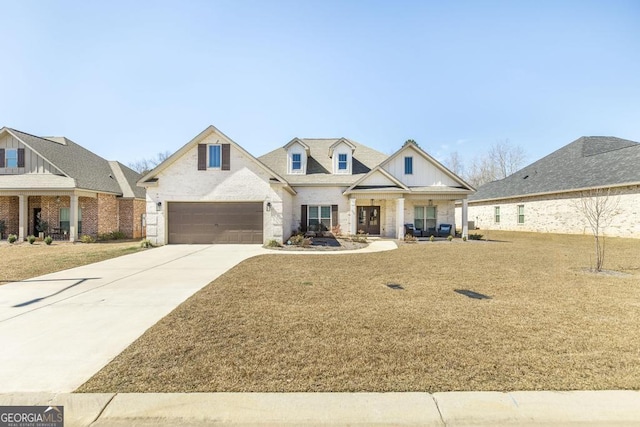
left=455, top=136, right=640, bottom=238
left=139, top=125, right=474, bottom=245
left=0, top=127, right=146, bottom=242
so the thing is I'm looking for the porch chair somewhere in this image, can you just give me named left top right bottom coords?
left=404, top=223, right=424, bottom=237
left=437, top=223, right=452, bottom=237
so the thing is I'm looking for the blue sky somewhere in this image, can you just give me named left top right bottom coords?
left=1, top=1, right=639, bottom=169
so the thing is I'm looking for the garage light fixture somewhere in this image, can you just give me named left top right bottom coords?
left=266, top=202, right=272, bottom=212
left=156, top=201, right=162, bottom=211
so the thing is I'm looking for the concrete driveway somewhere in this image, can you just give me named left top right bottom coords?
left=0, top=244, right=269, bottom=393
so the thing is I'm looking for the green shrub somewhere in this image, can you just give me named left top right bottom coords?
left=447, top=235, right=453, bottom=241
left=266, top=239, right=281, bottom=248
left=404, top=234, right=417, bottom=243
left=7, top=234, right=17, bottom=244
left=140, top=239, right=153, bottom=248
left=469, top=233, right=484, bottom=240
left=44, top=236, right=53, bottom=245
left=429, top=235, right=435, bottom=242
left=27, top=235, right=36, bottom=244
left=288, top=234, right=306, bottom=246
left=80, top=235, right=96, bottom=243
left=98, top=231, right=127, bottom=241
left=462, top=235, right=467, bottom=242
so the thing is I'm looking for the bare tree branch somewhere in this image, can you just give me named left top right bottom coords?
left=128, top=151, right=172, bottom=175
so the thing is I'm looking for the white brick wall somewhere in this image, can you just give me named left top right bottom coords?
left=455, top=185, right=640, bottom=238
left=292, top=187, right=349, bottom=238
left=146, top=132, right=286, bottom=245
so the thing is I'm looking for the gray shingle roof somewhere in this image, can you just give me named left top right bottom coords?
left=258, top=138, right=388, bottom=185
left=470, top=136, right=640, bottom=202
left=7, top=128, right=144, bottom=198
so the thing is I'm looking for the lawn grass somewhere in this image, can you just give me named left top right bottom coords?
left=0, top=241, right=143, bottom=284
left=78, top=231, right=640, bottom=393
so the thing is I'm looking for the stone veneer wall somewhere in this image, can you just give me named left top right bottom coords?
left=455, top=185, right=640, bottom=238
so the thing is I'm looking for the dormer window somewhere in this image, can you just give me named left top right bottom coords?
left=338, top=154, right=348, bottom=170
left=292, top=153, right=302, bottom=171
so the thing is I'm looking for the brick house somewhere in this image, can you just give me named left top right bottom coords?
left=0, top=127, right=146, bottom=241
left=455, top=136, right=640, bottom=238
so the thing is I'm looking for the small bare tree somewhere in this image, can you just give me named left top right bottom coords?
left=489, top=138, right=527, bottom=179
left=575, top=188, right=621, bottom=272
left=128, top=151, right=171, bottom=175
left=445, top=151, right=465, bottom=177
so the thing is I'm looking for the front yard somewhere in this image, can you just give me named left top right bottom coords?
left=78, top=231, right=640, bottom=392
left=0, top=240, right=144, bottom=284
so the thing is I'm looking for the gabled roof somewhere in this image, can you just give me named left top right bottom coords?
left=470, top=136, right=640, bottom=202
left=259, top=138, right=388, bottom=185
left=344, top=166, right=409, bottom=195
left=2, top=128, right=143, bottom=198
left=138, top=125, right=294, bottom=194
left=328, top=138, right=356, bottom=157
left=377, top=140, right=474, bottom=191
left=283, top=138, right=310, bottom=154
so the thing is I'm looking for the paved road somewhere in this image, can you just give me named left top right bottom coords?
left=0, top=245, right=269, bottom=392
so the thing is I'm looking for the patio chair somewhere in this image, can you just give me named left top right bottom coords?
left=437, top=223, right=452, bottom=237
left=404, top=223, right=424, bottom=237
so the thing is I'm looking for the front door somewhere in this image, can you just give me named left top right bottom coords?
left=33, top=208, right=42, bottom=236
left=357, top=206, right=380, bottom=235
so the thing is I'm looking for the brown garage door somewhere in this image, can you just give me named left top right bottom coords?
left=168, top=202, right=263, bottom=244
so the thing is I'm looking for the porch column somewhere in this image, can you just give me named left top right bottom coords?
left=349, top=197, right=357, bottom=235
left=18, top=195, right=27, bottom=241
left=462, top=198, right=469, bottom=239
left=69, top=194, right=79, bottom=242
left=396, top=198, right=405, bottom=239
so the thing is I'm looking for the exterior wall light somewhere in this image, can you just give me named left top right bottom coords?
left=156, top=201, right=162, bottom=211
left=266, top=202, right=272, bottom=212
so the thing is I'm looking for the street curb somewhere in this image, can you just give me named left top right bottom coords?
left=2, top=391, right=640, bottom=426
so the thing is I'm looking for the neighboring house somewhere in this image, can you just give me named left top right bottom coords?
left=139, top=125, right=474, bottom=245
left=455, top=136, right=640, bottom=238
left=0, top=127, right=146, bottom=242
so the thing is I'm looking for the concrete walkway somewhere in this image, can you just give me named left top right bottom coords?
left=2, top=391, right=639, bottom=426
left=0, top=240, right=396, bottom=393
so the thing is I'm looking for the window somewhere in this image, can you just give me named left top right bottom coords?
left=494, top=206, right=501, bottom=223
left=308, top=205, right=331, bottom=232
left=414, top=206, right=436, bottom=232
left=338, top=153, right=348, bottom=170
left=59, top=207, right=83, bottom=234
left=517, top=205, right=525, bottom=224
left=5, top=149, right=17, bottom=168
left=208, top=145, right=221, bottom=168
left=292, top=153, right=301, bottom=171
left=404, top=156, right=413, bottom=174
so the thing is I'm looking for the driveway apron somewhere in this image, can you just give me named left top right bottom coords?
left=0, top=245, right=268, bottom=393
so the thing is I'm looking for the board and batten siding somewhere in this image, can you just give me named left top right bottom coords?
left=382, top=147, right=459, bottom=187
left=0, top=133, right=64, bottom=175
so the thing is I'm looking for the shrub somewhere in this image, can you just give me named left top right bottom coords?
left=331, top=224, right=342, bottom=236
left=447, top=235, right=453, bottom=241
left=469, top=233, right=484, bottom=240
left=462, top=235, right=467, bottom=242
left=80, top=235, right=96, bottom=243
left=44, top=236, right=53, bottom=245
left=404, top=234, right=417, bottom=243
left=27, top=235, right=36, bottom=244
left=98, top=231, right=127, bottom=241
left=266, top=239, right=281, bottom=248
left=140, top=239, right=153, bottom=248
left=288, top=234, right=306, bottom=246
left=7, top=234, right=17, bottom=244
left=429, top=235, right=435, bottom=242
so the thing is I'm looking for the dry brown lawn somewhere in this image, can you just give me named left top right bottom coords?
left=78, top=231, right=640, bottom=393
left=0, top=241, right=143, bottom=284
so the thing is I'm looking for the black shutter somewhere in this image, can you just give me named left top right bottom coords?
left=221, top=144, right=230, bottom=170
left=0, top=149, right=4, bottom=168
left=331, top=205, right=338, bottom=227
left=197, top=144, right=206, bottom=170
left=17, top=148, right=25, bottom=168
left=301, top=205, right=308, bottom=232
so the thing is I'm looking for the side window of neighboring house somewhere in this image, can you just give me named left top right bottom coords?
left=308, top=205, right=331, bottom=232
left=495, top=206, right=500, bottom=223
left=292, top=153, right=301, bottom=171
left=338, top=153, right=348, bottom=170
left=517, top=205, right=525, bottom=224
left=60, top=208, right=83, bottom=234
left=208, top=145, right=221, bottom=168
left=404, top=156, right=413, bottom=175
left=5, top=149, right=18, bottom=168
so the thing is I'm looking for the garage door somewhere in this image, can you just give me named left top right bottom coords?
left=168, top=202, right=263, bottom=244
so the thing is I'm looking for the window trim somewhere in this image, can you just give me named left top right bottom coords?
left=208, top=144, right=221, bottom=169
left=414, top=205, right=436, bottom=232
left=517, top=205, right=525, bottom=224
left=308, top=205, right=332, bottom=232
left=5, top=149, right=18, bottom=168
left=338, top=153, right=348, bottom=170
left=404, top=156, right=413, bottom=175
left=291, top=153, right=302, bottom=171
left=494, top=206, right=501, bottom=224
